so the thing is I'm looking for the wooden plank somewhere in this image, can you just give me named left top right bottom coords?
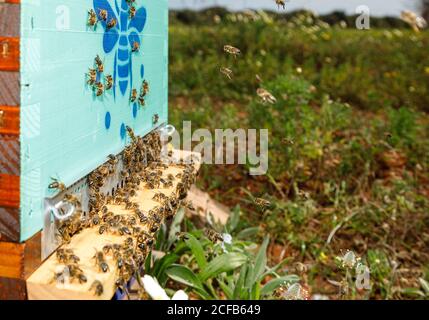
left=0, top=37, right=19, bottom=71
left=0, top=207, right=19, bottom=242
left=0, top=105, right=19, bottom=135
left=0, top=2, right=20, bottom=37
left=0, top=277, right=27, bottom=300
left=0, top=135, right=19, bottom=175
left=0, top=71, right=19, bottom=106
left=0, top=232, right=41, bottom=281
left=27, top=151, right=201, bottom=300
left=0, top=174, right=19, bottom=208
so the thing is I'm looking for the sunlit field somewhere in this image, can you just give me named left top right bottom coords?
left=165, top=10, right=429, bottom=300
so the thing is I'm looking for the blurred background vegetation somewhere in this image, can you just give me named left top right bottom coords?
left=167, top=8, right=429, bottom=299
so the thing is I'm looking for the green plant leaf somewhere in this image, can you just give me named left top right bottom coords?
left=166, top=264, right=204, bottom=289
left=199, top=253, right=248, bottom=282
left=153, top=254, right=180, bottom=286
left=167, top=207, right=186, bottom=250
left=218, top=279, right=233, bottom=300
left=226, top=205, right=241, bottom=233
left=185, top=233, right=207, bottom=269
left=233, top=264, right=248, bottom=299
left=260, top=275, right=300, bottom=296
left=253, top=236, right=270, bottom=282
left=236, top=227, right=260, bottom=240
left=144, top=251, right=152, bottom=274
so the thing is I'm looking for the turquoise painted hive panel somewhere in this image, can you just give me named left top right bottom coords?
left=19, top=0, right=168, bottom=241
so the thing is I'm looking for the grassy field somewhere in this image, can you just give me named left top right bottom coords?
left=167, top=11, right=429, bottom=299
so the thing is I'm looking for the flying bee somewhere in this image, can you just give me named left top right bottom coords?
left=129, top=6, right=136, bottom=19
left=98, top=9, right=108, bottom=21
left=254, top=197, right=271, bottom=212
left=107, top=18, right=117, bottom=29
left=223, top=45, right=241, bottom=58
left=93, top=250, right=109, bottom=273
left=88, top=9, right=98, bottom=27
left=132, top=41, right=140, bottom=52
left=130, top=88, right=138, bottom=102
left=152, top=114, right=159, bottom=125
left=105, top=75, right=113, bottom=90
left=90, top=280, right=104, bottom=296
left=205, top=228, right=224, bottom=243
left=95, top=55, right=104, bottom=73
left=48, top=177, right=66, bottom=193
left=87, top=68, right=97, bottom=86
left=275, top=0, right=286, bottom=10
left=220, top=67, right=233, bottom=80
left=257, top=88, right=277, bottom=104
left=281, top=138, right=295, bottom=146
left=95, top=82, right=104, bottom=96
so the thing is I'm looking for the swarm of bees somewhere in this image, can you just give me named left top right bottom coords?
left=86, top=55, right=113, bottom=97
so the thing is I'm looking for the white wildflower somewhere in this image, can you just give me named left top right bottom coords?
left=142, top=275, right=188, bottom=300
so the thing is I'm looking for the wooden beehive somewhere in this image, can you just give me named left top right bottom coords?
left=0, top=0, right=168, bottom=299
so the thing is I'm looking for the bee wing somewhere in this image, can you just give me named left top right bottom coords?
left=128, top=6, right=147, bottom=33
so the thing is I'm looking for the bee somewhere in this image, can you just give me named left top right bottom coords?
left=223, top=45, right=241, bottom=58
left=93, top=250, right=109, bottom=273
left=254, top=197, right=271, bottom=212
left=152, top=114, right=159, bottom=125
left=275, top=0, right=286, bottom=10
left=132, top=41, right=140, bottom=52
left=142, top=80, right=149, bottom=96
left=88, top=9, right=98, bottom=27
left=99, top=224, right=109, bottom=235
left=87, top=68, right=97, bottom=86
left=175, top=232, right=189, bottom=241
left=182, top=200, right=195, bottom=211
left=63, top=194, right=81, bottom=207
left=48, top=177, right=66, bottom=193
left=107, top=18, right=117, bottom=30
left=281, top=138, right=295, bottom=146
left=138, top=95, right=145, bottom=107
left=129, top=6, right=136, bottom=19
left=98, top=9, right=108, bottom=22
left=119, top=226, right=132, bottom=236
left=205, top=228, right=224, bottom=243
left=105, top=75, right=113, bottom=90
left=56, top=248, right=77, bottom=264
left=152, top=192, right=167, bottom=202
left=90, top=280, right=104, bottom=296
left=68, top=264, right=87, bottom=284
left=95, top=55, right=104, bottom=73
left=95, top=82, right=104, bottom=97
left=256, top=88, right=277, bottom=104
left=220, top=67, right=233, bottom=80
left=130, top=88, right=138, bottom=102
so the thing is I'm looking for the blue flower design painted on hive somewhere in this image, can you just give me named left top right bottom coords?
left=94, top=0, right=146, bottom=98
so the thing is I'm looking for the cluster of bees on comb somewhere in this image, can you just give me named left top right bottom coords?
left=51, top=128, right=198, bottom=297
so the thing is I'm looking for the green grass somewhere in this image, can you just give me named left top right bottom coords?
left=168, top=11, right=429, bottom=300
